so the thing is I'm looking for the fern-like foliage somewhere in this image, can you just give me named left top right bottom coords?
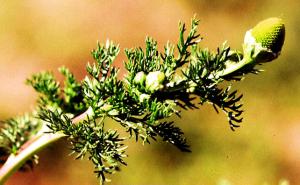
left=0, top=17, right=283, bottom=183
left=0, top=115, right=40, bottom=170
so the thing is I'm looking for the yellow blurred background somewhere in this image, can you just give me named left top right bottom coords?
left=1, top=0, right=300, bottom=184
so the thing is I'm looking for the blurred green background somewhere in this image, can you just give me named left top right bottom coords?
left=1, top=0, right=300, bottom=184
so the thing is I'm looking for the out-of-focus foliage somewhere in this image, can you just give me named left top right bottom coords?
left=0, top=0, right=299, bottom=184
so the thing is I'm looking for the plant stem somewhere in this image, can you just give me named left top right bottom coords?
left=217, top=56, right=254, bottom=77
left=0, top=132, right=66, bottom=184
left=0, top=107, right=93, bottom=184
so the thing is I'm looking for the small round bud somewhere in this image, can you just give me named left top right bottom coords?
left=133, top=71, right=146, bottom=86
left=139, top=93, right=150, bottom=102
left=145, top=71, right=165, bottom=93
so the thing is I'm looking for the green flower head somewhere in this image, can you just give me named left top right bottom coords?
left=243, top=17, right=285, bottom=63
left=251, top=17, right=285, bottom=54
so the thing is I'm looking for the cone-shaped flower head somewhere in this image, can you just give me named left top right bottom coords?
left=251, top=17, right=285, bottom=54
left=215, top=18, right=285, bottom=77
left=243, top=17, right=285, bottom=63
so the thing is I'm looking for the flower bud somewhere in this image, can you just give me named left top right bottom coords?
left=251, top=17, right=285, bottom=54
left=145, top=71, right=165, bottom=93
left=139, top=93, right=150, bottom=102
left=217, top=18, right=285, bottom=77
left=243, top=17, right=285, bottom=63
left=133, top=71, right=146, bottom=86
